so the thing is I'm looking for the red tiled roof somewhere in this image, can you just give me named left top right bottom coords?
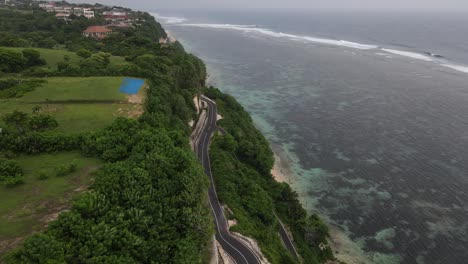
left=104, top=14, right=128, bottom=19
left=83, top=26, right=112, bottom=33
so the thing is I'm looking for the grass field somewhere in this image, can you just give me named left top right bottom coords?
left=0, top=8, right=32, bottom=14
left=21, top=77, right=127, bottom=102
left=0, top=76, right=145, bottom=133
left=0, top=152, right=102, bottom=256
left=1, top=47, right=126, bottom=69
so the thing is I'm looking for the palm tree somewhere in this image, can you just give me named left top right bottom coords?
left=32, top=106, right=41, bottom=114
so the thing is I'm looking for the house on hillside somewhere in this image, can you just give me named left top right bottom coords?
left=55, top=13, right=71, bottom=21
left=82, top=26, right=112, bottom=39
left=72, top=7, right=83, bottom=16
left=83, top=8, right=94, bottom=18
left=63, top=6, right=72, bottom=13
left=103, top=11, right=128, bottom=21
left=38, top=1, right=55, bottom=8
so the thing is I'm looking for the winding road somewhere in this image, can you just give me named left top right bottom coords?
left=196, top=97, right=261, bottom=264
left=275, top=213, right=301, bottom=262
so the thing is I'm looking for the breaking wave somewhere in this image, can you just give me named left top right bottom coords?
left=151, top=13, right=187, bottom=24
left=381, top=49, right=434, bottom=62
left=441, top=64, right=468, bottom=73
left=179, top=23, right=378, bottom=50
left=153, top=15, right=468, bottom=75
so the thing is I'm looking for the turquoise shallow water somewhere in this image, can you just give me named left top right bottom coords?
left=157, top=10, right=468, bottom=264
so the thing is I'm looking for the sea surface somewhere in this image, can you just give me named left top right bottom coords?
left=151, top=9, right=468, bottom=264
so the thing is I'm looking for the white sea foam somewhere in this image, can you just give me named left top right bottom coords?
left=179, top=23, right=378, bottom=50
left=440, top=64, right=468, bottom=73
left=151, top=13, right=187, bottom=24
left=157, top=18, right=468, bottom=75
left=381, top=49, right=434, bottom=62
left=181, top=23, right=257, bottom=30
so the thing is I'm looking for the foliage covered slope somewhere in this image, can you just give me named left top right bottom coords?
left=2, top=6, right=212, bottom=264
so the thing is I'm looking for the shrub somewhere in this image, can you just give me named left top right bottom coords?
left=0, top=158, right=23, bottom=183
left=55, top=164, right=69, bottom=177
left=55, top=161, right=78, bottom=177
left=22, top=49, right=46, bottom=67
left=0, top=48, right=26, bottom=73
left=0, top=79, right=46, bottom=99
left=3, top=176, right=25, bottom=187
left=0, top=158, right=25, bottom=187
left=38, top=171, right=49, bottom=180
left=28, top=114, right=58, bottom=132
left=69, top=160, right=78, bottom=173
left=76, top=48, right=92, bottom=59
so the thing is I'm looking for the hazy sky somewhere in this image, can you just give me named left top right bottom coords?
left=71, top=0, right=468, bottom=10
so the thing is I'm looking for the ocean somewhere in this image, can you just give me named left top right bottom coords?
left=151, top=9, right=468, bottom=264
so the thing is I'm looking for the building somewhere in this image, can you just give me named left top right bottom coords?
left=72, top=7, right=83, bottom=16
left=38, top=2, right=55, bottom=11
left=82, top=26, right=112, bottom=39
left=55, top=13, right=70, bottom=21
left=37, top=2, right=95, bottom=19
left=103, top=11, right=128, bottom=21
left=83, top=8, right=94, bottom=19
left=63, top=6, right=72, bottom=13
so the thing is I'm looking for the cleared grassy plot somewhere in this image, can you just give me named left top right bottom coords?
left=0, top=77, right=145, bottom=134
left=0, top=152, right=102, bottom=256
left=53, top=103, right=139, bottom=133
left=1, top=47, right=126, bottom=69
left=3, top=47, right=81, bottom=68
left=21, top=77, right=127, bottom=102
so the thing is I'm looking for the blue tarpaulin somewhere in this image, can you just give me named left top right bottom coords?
left=119, top=78, right=145, bottom=95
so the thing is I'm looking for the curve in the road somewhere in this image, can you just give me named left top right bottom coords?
left=197, top=97, right=261, bottom=264
left=275, top=213, right=301, bottom=262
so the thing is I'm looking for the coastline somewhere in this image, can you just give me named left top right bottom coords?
left=270, top=146, right=368, bottom=264
left=270, top=144, right=295, bottom=183
left=271, top=152, right=292, bottom=183
left=165, top=30, right=177, bottom=43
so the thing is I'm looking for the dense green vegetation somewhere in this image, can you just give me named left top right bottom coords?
left=205, top=88, right=334, bottom=263
left=0, top=78, right=46, bottom=99
left=0, top=158, right=24, bottom=187
left=2, top=47, right=126, bottom=70
left=1, top=4, right=212, bottom=263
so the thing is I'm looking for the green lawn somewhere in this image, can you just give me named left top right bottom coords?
left=1, top=47, right=126, bottom=69
left=21, top=77, right=127, bottom=102
left=0, top=77, right=145, bottom=134
left=0, top=8, right=32, bottom=14
left=0, top=152, right=102, bottom=255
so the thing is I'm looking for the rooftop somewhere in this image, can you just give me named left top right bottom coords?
left=83, top=26, right=112, bottom=33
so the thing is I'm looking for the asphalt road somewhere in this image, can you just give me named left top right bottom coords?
left=197, top=97, right=261, bottom=264
left=275, top=213, right=301, bottom=262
